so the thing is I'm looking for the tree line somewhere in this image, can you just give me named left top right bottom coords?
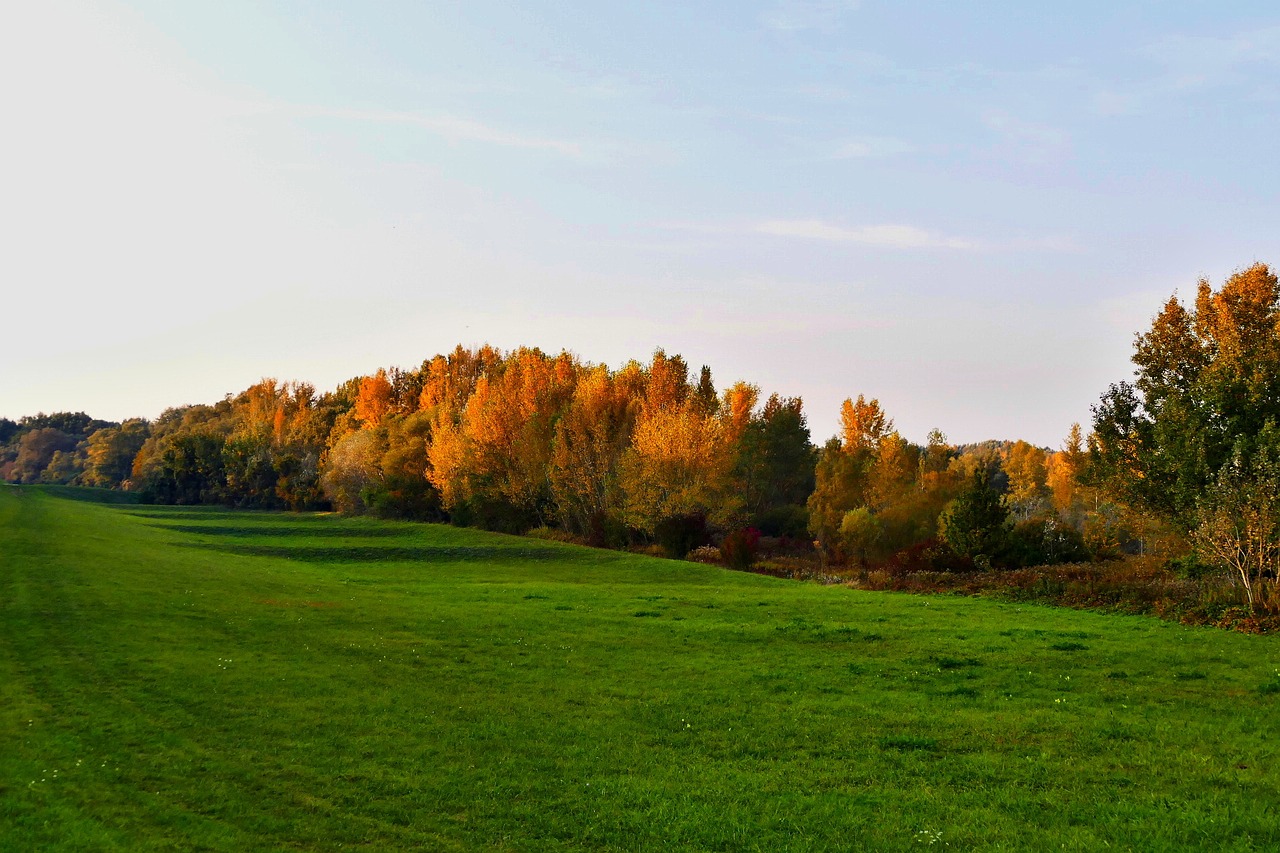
left=5, top=263, right=1280, bottom=609
left=0, top=348, right=1130, bottom=566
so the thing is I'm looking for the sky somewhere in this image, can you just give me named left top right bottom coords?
left=4, top=1, right=1280, bottom=447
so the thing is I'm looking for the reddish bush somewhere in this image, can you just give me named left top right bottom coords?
left=719, top=527, right=762, bottom=569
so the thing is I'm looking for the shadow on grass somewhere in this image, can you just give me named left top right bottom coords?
left=35, top=485, right=142, bottom=505
left=158, top=524, right=405, bottom=539
left=125, top=509, right=328, bottom=521
left=175, top=541, right=563, bottom=564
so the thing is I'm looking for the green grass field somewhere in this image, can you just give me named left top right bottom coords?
left=3, top=485, right=1279, bottom=850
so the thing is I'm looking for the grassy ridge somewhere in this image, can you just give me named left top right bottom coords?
left=2, top=486, right=1279, bottom=850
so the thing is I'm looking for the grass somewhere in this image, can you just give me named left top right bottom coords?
left=3, top=485, right=1280, bottom=850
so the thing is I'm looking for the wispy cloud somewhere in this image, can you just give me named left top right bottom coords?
left=830, top=135, right=918, bottom=159
left=1095, top=25, right=1280, bottom=115
left=791, top=83, right=852, bottom=102
left=982, top=110, right=1067, bottom=148
left=980, top=109, right=1070, bottom=164
left=1141, top=26, right=1280, bottom=89
left=288, top=105, right=583, bottom=156
left=760, top=0, right=860, bottom=33
left=756, top=219, right=979, bottom=250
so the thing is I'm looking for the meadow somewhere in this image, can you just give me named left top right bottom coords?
left=3, top=485, right=1279, bottom=851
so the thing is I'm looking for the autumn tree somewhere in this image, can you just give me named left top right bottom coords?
left=41, top=449, right=84, bottom=484
left=841, top=395, right=892, bottom=453
left=387, top=366, right=425, bottom=416
left=84, top=420, right=150, bottom=488
left=321, top=429, right=384, bottom=513
left=429, top=348, right=578, bottom=531
left=422, top=346, right=508, bottom=524
left=355, top=369, right=393, bottom=428
left=617, top=352, right=738, bottom=554
left=367, top=411, right=441, bottom=519
left=862, top=430, right=930, bottom=556
left=1004, top=440, right=1049, bottom=521
left=720, top=381, right=759, bottom=443
left=1192, top=422, right=1280, bottom=611
left=808, top=395, right=894, bottom=560
left=1046, top=424, right=1086, bottom=521
left=11, top=428, right=78, bottom=484
left=549, top=365, right=637, bottom=543
left=1093, top=263, right=1280, bottom=605
left=418, top=345, right=503, bottom=417
left=618, top=405, right=735, bottom=553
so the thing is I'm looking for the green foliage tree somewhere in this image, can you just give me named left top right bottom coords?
left=320, top=429, right=384, bottom=514
left=18, top=412, right=110, bottom=440
left=838, top=506, right=883, bottom=564
left=41, top=449, right=86, bottom=484
left=938, top=469, right=1009, bottom=565
left=1004, top=514, right=1090, bottom=567
left=692, top=365, right=719, bottom=415
left=367, top=411, right=441, bottom=519
left=1092, top=263, right=1280, bottom=604
left=735, top=394, right=815, bottom=536
left=223, top=434, right=280, bottom=508
left=141, top=433, right=228, bottom=504
left=1191, top=422, right=1280, bottom=611
left=1092, top=264, right=1280, bottom=528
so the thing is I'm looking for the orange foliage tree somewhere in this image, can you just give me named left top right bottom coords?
left=355, top=369, right=393, bottom=428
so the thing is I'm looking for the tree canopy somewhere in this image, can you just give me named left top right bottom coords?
left=1092, top=263, right=1280, bottom=607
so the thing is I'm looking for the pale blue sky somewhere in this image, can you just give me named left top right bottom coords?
left=4, top=1, right=1280, bottom=445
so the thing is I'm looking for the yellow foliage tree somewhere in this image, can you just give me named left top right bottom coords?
left=1046, top=423, right=1086, bottom=518
left=1005, top=440, right=1049, bottom=520
left=840, top=395, right=893, bottom=454
left=549, top=365, right=638, bottom=539
left=425, top=410, right=471, bottom=513
left=619, top=403, right=738, bottom=535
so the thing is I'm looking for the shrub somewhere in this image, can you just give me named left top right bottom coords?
left=585, top=512, right=633, bottom=550
left=720, top=527, right=761, bottom=569
left=654, top=512, right=709, bottom=559
left=686, top=545, right=723, bottom=564
left=1167, top=552, right=1215, bottom=579
left=526, top=526, right=586, bottom=545
left=1004, top=515, right=1090, bottom=567
left=754, top=504, right=810, bottom=538
left=886, top=538, right=972, bottom=575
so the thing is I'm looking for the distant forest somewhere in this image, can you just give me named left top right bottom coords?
left=6, top=263, right=1280, bottom=611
